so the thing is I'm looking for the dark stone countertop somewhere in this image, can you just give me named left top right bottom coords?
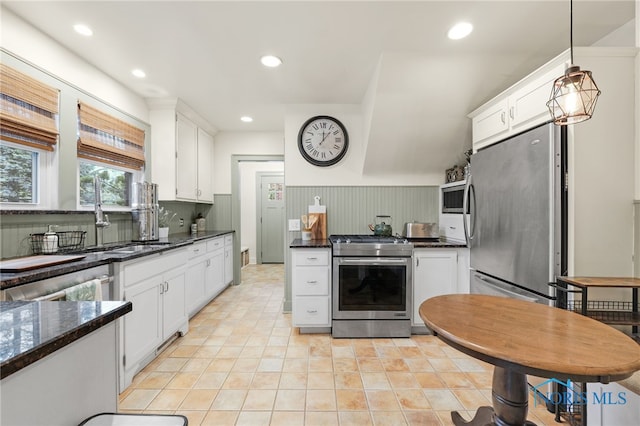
left=289, top=239, right=332, bottom=248
left=411, top=238, right=467, bottom=248
left=0, top=300, right=132, bottom=379
left=1, top=230, right=234, bottom=291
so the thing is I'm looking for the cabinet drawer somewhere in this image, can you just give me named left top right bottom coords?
left=224, top=234, right=233, bottom=246
left=293, top=250, right=329, bottom=266
left=124, top=248, right=187, bottom=286
left=294, top=267, right=329, bottom=296
left=293, top=297, right=329, bottom=326
left=207, top=237, right=224, bottom=252
left=188, top=241, right=207, bottom=260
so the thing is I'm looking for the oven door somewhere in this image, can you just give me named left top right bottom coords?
left=332, top=257, right=412, bottom=320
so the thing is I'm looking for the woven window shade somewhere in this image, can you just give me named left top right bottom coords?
left=0, top=63, right=59, bottom=151
left=77, top=101, right=145, bottom=170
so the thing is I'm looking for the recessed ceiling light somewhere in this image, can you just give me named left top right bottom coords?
left=73, top=23, right=93, bottom=37
left=131, top=69, right=146, bottom=78
left=240, top=116, right=253, bottom=123
left=447, top=22, right=473, bottom=40
left=260, top=55, right=283, bottom=68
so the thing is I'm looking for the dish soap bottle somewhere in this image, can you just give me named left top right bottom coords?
left=43, top=225, right=58, bottom=254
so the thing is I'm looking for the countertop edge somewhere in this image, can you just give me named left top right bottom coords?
left=289, top=239, right=331, bottom=248
left=0, top=300, right=132, bottom=380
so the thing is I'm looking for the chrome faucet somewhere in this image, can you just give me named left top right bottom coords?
left=94, top=176, right=110, bottom=247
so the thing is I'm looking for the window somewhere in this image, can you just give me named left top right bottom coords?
left=79, top=160, right=135, bottom=208
left=0, top=64, right=59, bottom=209
left=76, top=101, right=145, bottom=210
left=1, top=143, right=37, bottom=203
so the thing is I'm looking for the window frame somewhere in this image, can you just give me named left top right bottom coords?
left=0, top=139, right=57, bottom=210
left=76, top=158, right=143, bottom=212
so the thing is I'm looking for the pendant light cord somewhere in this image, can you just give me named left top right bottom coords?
left=570, top=0, right=574, bottom=64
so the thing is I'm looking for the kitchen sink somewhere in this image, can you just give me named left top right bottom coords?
left=98, top=244, right=168, bottom=255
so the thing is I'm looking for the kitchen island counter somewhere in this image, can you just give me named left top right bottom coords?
left=1, top=300, right=132, bottom=425
left=0, top=300, right=132, bottom=379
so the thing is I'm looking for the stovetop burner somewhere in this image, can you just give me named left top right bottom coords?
left=330, top=234, right=413, bottom=257
left=329, top=235, right=410, bottom=244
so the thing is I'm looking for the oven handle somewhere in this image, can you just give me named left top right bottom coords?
left=338, top=258, right=410, bottom=265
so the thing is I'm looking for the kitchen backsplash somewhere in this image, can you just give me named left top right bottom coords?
left=285, top=186, right=439, bottom=235
left=0, top=201, right=214, bottom=259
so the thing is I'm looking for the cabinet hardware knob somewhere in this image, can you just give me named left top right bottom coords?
left=307, top=257, right=318, bottom=260
left=307, top=310, right=317, bottom=314
left=500, top=111, right=506, bottom=124
left=307, top=280, right=318, bottom=284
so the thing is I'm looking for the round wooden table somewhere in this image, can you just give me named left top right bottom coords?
left=419, top=294, right=640, bottom=426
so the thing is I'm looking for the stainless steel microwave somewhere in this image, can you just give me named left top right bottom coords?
left=440, top=181, right=468, bottom=214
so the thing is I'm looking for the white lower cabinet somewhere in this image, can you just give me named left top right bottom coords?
left=185, top=235, right=233, bottom=318
left=185, top=241, right=207, bottom=316
left=291, top=248, right=331, bottom=330
left=205, top=239, right=225, bottom=298
left=224, top=234, right=234, bottom=285
left=587, top=381, right=640, bottom=426
left=116, top=247, right=188, bottom=392
left=412, top=249, right=458, bottom=328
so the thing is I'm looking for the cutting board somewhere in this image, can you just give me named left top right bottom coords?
left=0, top=255, right=86, bottom=272
left=308, top=196, right=327, bottom=241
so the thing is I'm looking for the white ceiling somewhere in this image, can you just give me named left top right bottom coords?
left=3, top=1, right=635, bottom=176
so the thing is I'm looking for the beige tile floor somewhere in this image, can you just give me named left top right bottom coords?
left=119, top=264, right=562, bottom=425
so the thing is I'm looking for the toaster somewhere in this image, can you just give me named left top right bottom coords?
left=402, top=222, right=439, bottom=239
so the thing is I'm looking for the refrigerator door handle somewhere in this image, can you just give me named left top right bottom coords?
left=473, top=273, right=539, bottom=303
left=463, top=176, right=476, bottom=242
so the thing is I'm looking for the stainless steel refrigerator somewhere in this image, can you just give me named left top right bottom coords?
left=465, top=122, right=567, bottom=305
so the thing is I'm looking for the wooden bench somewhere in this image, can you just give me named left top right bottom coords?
left=241, top=246, right=249, bottom=267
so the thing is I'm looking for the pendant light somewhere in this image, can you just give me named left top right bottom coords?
left=546, top=0, right=601, bottom=125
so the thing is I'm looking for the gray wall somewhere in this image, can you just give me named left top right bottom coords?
left=282, top=185, right=438, bottom=311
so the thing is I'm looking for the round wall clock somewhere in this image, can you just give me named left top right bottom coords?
left=297, top=115, right=349, bottom=167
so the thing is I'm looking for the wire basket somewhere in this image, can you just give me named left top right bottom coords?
left=30, top=231, right=86, bottom=254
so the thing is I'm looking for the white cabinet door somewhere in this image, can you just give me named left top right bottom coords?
left=224, top=244, right=233, bottom=285
left=509, top=62, right=566, bottom=134
left=412, top=250, right=457, bottom=327
left=471, top=98, right=509, bottom=150
left=206, top=248, right=225, bottom=298
left=185, top=260, right=205, bottom=316
left=197, top=128, right=214, bottom=203
left=123, top=275, right=162, bottom=374
left=176, top=114, right=198, bottom=201
left=162, top=268, right=187, bottom=338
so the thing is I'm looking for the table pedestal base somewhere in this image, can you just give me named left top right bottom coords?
left=451, top=367, right=537, bottom=426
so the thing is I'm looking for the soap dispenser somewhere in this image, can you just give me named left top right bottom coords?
left=43, top=225, right=58, bottom=254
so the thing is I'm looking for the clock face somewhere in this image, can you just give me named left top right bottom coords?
left=297, top=115, right=349, bottom=167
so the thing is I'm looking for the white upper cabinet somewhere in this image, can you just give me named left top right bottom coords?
left=196, top=128, right=214, bottom=203
left=469, top=52, right=568, bottom=151
left=176, top=114, right=198, bottom=200
left=148, top=98, right=217, bottom=203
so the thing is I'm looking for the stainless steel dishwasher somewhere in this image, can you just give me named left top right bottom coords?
left=1, top=264, right=113, bottom=301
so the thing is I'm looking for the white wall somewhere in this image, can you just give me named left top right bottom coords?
left=285, top=104, right=439, bottom=186
left=1, top=7, right=148, bottom=122
left=213, top=131, right=284, bottom=194
left=239, top=162, right=284, bottom=264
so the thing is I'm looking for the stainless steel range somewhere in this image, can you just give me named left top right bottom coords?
left=330, top=235, right=413, bottom=338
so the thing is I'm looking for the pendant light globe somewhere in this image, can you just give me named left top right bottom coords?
left=546, top=0, right=601, bottom=125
